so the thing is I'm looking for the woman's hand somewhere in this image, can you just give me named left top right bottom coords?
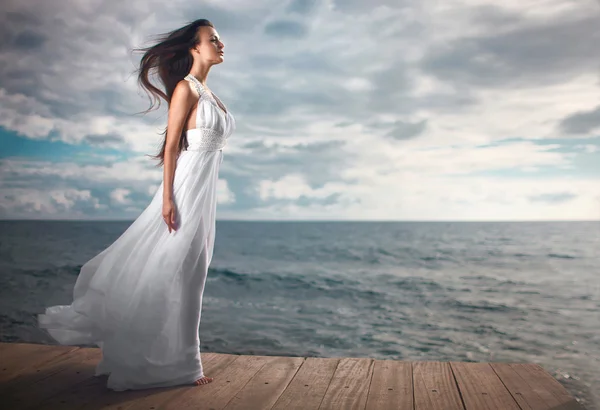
left=162, top=198, right=178, bottom=233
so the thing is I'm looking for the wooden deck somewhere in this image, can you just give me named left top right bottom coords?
left=0, top=342, right=583, bottom=410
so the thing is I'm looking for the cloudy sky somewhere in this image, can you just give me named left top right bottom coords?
left=1, top=0, right=599, bottom=221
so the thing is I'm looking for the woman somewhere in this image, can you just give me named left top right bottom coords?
left=38, top=19, right=235, bottom=391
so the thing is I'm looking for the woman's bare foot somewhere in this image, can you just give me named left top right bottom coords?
left=194, top=376, right=213, bottom=386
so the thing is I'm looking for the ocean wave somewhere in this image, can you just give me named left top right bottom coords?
left=208, top=267, right=390, bottom=302
left=444, top=298, right=525, bottom=314
left=547, top=253, right=576, bottom=259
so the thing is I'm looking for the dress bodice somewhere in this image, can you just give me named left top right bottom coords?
left=183, top=74, right=235, bottom=152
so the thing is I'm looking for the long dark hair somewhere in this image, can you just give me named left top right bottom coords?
left=134, top=19, right=214, bottom=167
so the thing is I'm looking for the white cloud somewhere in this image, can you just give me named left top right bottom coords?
left=0, top=89, right=56, bottom=139
left=235, top=174, right=599, bottom=221
left=1, top=157, right=162, bottom=184
left=0, top=188, right=103, bottom=218
left=576, top=145, right=598, bottom=154
left=259, top=174, right=311, bottom=200
left=217, top=178, right=236, bottom=204
left=110, top=188, right=132, bottom=204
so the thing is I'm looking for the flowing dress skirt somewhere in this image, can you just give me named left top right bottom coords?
left=38, top=149, right=223, bottom=391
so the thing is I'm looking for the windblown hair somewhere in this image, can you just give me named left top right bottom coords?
left=133, top=19, right=214, bottom=167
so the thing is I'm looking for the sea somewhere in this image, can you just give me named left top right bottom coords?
left=0, top=220, right=598, bottom=409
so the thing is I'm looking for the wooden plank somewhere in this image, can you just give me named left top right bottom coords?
left=0, top=342, right=80, bottom=383
left=490, top=363, right=584, bottom=410
left=450, top=362, right=521, bottom=410
left=222, top=356, right=305, bottom=410
left=94, top=352, right=234, bottom=410
left=0, top=342, right=60, bottom=365
left=33, top=352, right=225, bottom=409
left=317, top=357, right=374, bottom=410
left=413, top=361, right=464, bottom=410
left=158, top=354, right=275, bottom=409
left=23, top=372, right=107, bottom=410
left=1, top=344, right=98, bottom=395
left=0, top=341, right=13, bottom=354
left=23, top=352, right=225, bottom=410
left=3, top=347, right=102, bottom=409
left=271, top=357, right=340, bottom=410
left=365, top=359, right=413, bottom=410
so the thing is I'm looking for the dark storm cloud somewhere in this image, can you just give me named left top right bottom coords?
left=264, top=20, right=308, bottom=38
left=0, top=11, right=46, bottom=51
left=559, top=105, right=600, bottom=135
left=13, top=30, right=47, bottom=50
left=385, top=119, right=428, bottom=140
left=286, top=0, right=319, bottom=15
left=421, top=11, right=600, bottom=88
left=366, top=63, right=414, bottom=115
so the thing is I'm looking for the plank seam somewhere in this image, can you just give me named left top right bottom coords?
left=411, top=361, right=415, bottom=410
left=221, top=355, right=276, bottom=409
left=489, top=363, right=525, bottom=410
left=363, top=359, right=375, bottom=410
left=267, top=356, right=307, bottom=410
left=317, top=357, right=342, bottom=410
left=448, top=362, right=467, bottom=410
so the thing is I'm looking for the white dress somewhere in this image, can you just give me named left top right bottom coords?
left=38, top=74, right=236, bottom=391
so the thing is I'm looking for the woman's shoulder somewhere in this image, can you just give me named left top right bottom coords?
left=175, top=78, right=194, bottom=94
left=170, top=79, right=198, bottom=109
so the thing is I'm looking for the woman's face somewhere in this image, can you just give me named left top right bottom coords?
left=194, top=26, right=224, bottom=64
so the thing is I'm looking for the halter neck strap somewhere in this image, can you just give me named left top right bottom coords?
left=184, top=74, right=208, bottom=97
